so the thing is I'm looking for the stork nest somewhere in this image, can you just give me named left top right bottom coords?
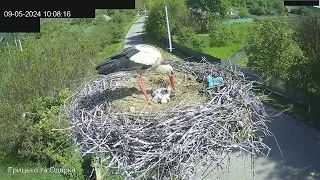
left=63, top=58, right=272, bottom=180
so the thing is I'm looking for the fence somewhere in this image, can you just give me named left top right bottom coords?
left=154, top=35, right=320, bottom=119
left=226, top=18, right=253, bottom=23
left=224, top=50, right=246, bottom=64
left=157, top=37, right=222, bottom=64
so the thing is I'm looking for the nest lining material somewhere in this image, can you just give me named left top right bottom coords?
left=65, top=58, right=272, bottom=180
left=106, top=71, right=208, bottom=115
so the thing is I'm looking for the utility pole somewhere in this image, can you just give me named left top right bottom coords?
left=165, top=5, right=172, bottom=52
left=144, top=5, right=147, bottom=16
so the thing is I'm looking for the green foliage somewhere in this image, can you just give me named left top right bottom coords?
left=229, top=22, right=252, bottom=43
left=237, top=7, right=251, bottom=18
left=176, top=27, right=207, bottom=51
left=135, top=0, right=145, bottom=10
left=229, top=0, right=247, bottom=7
left=17, top=88, right=84, bottom=179
left=245, top=18, right=304, bottom=81
left=291, top=13, right=320, bottom=93
left=290, top=7, right=320, bottom=16
left=209, top=20, right=232, bottom=46
left=71, top=18, right=95, bottom=25
left=0, top=9, right=138, bottom=179
left=191, top=37, right=207, bottom=51
left=246, top=0, right=284, bottom=15
left=145, top=0, right=190, bottom=38
left=248, top=0, right=269, bottom=15
left=174, top=22, right=251, bottom=59
left=185, top=0, right=231, bottom=18
left=176, top=27, right=196, bottom=45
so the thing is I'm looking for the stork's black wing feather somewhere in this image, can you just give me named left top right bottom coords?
left=95, top=46, right=140, bottom=71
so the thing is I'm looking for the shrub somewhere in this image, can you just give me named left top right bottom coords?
left=209, top=20, right=232, bottom=46
left=18, top=88, right=85, bottom=179
left=238, top=8, right=251, bottom=18
left=176, top=27, right=196, bottom=46
left=190, top=36, right=206, bottom=51
left=145, top=0, right=190, bottom=38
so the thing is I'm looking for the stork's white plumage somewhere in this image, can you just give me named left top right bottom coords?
left=96, top=44, right=175, bottom=104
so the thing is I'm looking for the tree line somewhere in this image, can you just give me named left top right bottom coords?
left=145, top=0, right=320, bottom=95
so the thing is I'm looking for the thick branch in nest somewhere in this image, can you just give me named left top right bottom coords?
left=62, top=58, right=272, bottom=180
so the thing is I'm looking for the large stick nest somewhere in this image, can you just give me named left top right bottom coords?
left=63, top=58, right=272, bottom=180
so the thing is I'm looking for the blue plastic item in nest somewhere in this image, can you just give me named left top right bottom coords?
left=207, top=76, right=224, bottom=88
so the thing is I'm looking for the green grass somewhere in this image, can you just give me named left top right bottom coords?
left=202, top=41, right=245, bottom=60
left=172, top=22, right=252, bottom=60
left=172, top=33, right=246, bottom=60
left=235, top=55, right=248, bottom=67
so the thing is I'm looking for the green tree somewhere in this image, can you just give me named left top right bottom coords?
left=185, top=0, right=231, bottom=18
left=291, top=13, right=320, bottom=93
left=209, top=20, right=232, bottom=46
left=237, top=7, right=251, bottom=18
left=272, top=0, right=285, bottom=14
left=176, top=27, right=196, bottom=45
left=176, top=27, right=206, bottom=51
left=145, top=0, right=190, bottom=38
left=245, top=18, right=304, bottom=81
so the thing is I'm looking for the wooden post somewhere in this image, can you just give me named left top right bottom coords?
left=165, top=5, right=172, bottom=52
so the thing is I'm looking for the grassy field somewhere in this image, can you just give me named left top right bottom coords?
left=172, top=22, right=252, bottom=60
left=235, top=56, right=249, bottom=67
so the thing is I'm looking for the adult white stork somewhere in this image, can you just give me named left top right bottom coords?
left=96, top=44, right=175, bottom=104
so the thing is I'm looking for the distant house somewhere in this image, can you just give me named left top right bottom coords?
left=228, top=9, right=241, bottom=19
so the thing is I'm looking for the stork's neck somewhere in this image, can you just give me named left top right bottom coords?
left=153, top=64, right=173, bottom=75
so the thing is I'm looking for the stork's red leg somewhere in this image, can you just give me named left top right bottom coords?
left=137, top=73, right=151, bottom=104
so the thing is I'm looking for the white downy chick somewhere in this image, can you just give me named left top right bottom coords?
left=152, top=93, right=162, bottom=102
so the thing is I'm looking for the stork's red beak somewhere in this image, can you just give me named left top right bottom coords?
left=169, top=75, right=175, bottom=90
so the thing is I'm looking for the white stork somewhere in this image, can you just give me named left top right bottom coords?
left=96, top=44, right=175, bottom=104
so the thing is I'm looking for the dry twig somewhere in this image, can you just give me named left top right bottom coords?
left=61, top=58, right=272, bottom=180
